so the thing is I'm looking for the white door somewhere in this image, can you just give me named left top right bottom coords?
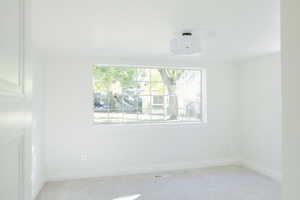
left=0, top=0, right=31, bottom=199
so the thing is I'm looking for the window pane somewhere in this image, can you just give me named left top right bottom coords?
left=122, top=95, right=139, bottom=113
left=140, top=95, right=151, bottom=110
left=94, top=81, right=108, bottom=93
left=107, top=95, right=122, bottom=111
left=151, top=105, right=164, bottom=121
left=150, top=69, right=163, bottom=82
left=123, top=95, right=139, bottom=122
left=94, top=92, right=110, bottom=112
left=138, top=96, right=151, bottom=121
left=184, top=99, right=201, bottom=120
left=153, top=95, right=164, bottom=105
left=178, top=94, right=202, bottom=121
left=151, top=82, right=165, bottom=95
left=164, top=95, right=180, bottom=120
left=137, top=68, right=150, bottom=81
left=137, top=82, right=151, bottom=95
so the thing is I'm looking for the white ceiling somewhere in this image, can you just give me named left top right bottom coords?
left=32, top=0, right=280, bottom=62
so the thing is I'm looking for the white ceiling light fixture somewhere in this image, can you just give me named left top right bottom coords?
left=170, top=31, right=205, bottom=56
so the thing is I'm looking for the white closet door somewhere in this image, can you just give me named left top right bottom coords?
left=0, top=0, right=30, bottom=199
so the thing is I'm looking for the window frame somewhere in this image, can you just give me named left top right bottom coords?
left=92, top=64, right=207, bottom=126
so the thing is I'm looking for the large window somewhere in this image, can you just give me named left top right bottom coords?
left=93, top=65, right=206, bottom=124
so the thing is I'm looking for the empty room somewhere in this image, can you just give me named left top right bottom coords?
left=6, top=0, right=300, bottom=199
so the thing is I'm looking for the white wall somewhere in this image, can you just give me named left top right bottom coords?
left=282, top=0, right=300, bottom=199
left=42, top=55, right=239, bottom=181
left=239, top=53, right=282, bottom=180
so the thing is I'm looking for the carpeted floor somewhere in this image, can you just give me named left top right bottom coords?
left=36, top=166, right=281, bottom=200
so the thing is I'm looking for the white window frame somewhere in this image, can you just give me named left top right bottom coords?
left=92, top=64, right=207, bottom=126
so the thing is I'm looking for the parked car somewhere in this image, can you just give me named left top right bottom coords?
left=94, top=93, right=142, bottom=113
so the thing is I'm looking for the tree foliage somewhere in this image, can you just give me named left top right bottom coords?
left=94, top=67, right=137, bottom=92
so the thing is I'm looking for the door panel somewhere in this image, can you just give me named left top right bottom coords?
left=0, top=135, right=24, bottom=200
left=0, top=0, right=24, bottom=96
left=0, top=0, right=21, bottom=85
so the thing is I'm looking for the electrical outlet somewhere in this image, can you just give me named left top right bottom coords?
left=154, top=174, right=171, bottom=179
left=81, top=154, right=88, bottom=161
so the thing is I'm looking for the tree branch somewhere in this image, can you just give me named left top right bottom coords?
left=158, top=69, right=173, bottom=88
left=176, top=70, right=184, bottom=80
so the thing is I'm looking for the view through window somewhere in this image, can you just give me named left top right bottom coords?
left=93, top=66, right=205, bottom=124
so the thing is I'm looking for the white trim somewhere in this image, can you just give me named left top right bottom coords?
left=94, top=64, right=205, bottom=71
left=18, top=134, right=25, bottom=200
left=201, top=70, right=207, bottom=123
left=240, top=160, right=282, bottom=181
left=93, top=120, right=208, bottom=127
left=46, top=158, right=238, bottom=182
left=32, top=181, right=45, bottom=200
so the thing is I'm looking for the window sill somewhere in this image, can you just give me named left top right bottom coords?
left=93, top=121, right=208, bottom=127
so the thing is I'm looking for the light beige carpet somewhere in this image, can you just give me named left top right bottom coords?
left=36, top=166, right=280, bottom=200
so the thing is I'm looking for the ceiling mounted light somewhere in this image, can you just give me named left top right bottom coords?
left=170, top=31, right=204, bottom=55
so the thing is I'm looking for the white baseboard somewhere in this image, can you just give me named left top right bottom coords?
left=32, top=181, right=45, bottom=200
left=240, top=160, right=282, bottom=181
left=46, top=158, right=239, bottom=182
